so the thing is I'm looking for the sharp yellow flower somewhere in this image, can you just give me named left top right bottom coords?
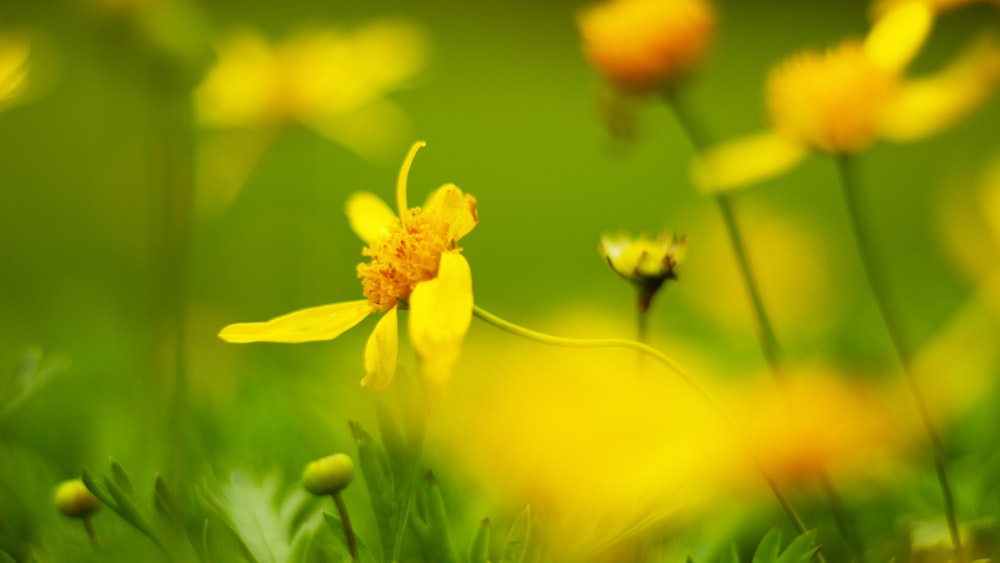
left=219, top=142, right=477, bottom=391
left=0, top=33, right=30, bottom=110
left=695, top=2, right=1000, bottom=192
left=577, top=0, right=714, bottom=93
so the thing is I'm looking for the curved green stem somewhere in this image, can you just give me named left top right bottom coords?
left=835, top=155, right=963, bottom=561
left=472, top=304, right=824, bottom=561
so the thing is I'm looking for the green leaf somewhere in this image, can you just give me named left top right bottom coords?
left=775, top=531, right=817, bottom=563
left=751, top=529, right=817, bottom=563
left=719, top=542, right=741, bottom=563
left=499, top=505, right=531, bottom=563
left=0, top=549, right=16, bottom=563
left=202, top=470, right=319, bottom=563
left=104, top=467, right=164, bottom=549
left=0, top=347, right=70, bottom=417
left=469, top=517, right=491, bottom=563
left=109, top=458, right=135, bottom=498
left=322, top=511, right=375, bottom=563
left=349, top=419, right=396, bottom=559
left=411, top=471, right=456, bottom=563
left=154, top=473, right=182, bottom=527
left=80, top=468, right=115, bottom=510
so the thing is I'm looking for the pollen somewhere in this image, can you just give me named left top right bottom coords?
left=766, top=42, right=900, bottom=154
left=357, top=208, right=453, bottom=311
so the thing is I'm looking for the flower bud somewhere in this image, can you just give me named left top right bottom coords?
left=54, top=479, right=100, bottom=518
left=303, top=453, right=354, bottom=496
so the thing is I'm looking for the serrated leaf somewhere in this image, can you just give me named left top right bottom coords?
left=500, top=505, right=531, bottom=563
left=719, top=542, right=740, bottom=563
left=469, top=517, right=491, bottom=563
left=203, top=470, right=319, bottom=563
left=80, top=468, right=116, bottom=510
left=775, top=531, right=817, bottom=563
left=411, top=471, right=456, bottom=563
left=104, top=468, right=164, bottom=549
left=109, top=458, right=135, bottom=497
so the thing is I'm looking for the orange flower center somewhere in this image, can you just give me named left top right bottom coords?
left=357, top=208, right=452, bottom=311
left=766, top=42, right=900, bottom=153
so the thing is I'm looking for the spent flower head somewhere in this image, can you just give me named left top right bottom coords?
left=695, top=2, right=1000, bottom=191
left=578, top=0, right=714, bottom=94
left=219, top=142, right=477, bottom=391
left=600, top=231, right=686, bottom=311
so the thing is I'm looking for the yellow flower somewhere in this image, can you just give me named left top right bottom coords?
left=218, top=142, right=477, bottom=391
left=577, top=0, right=714, bottom=93
left=195, top=23, right=425, bottom=155
left=0, top=33, right=30, bottom=110
left=599, top=231, right=686, bottom=311
left=696, top=2, right=1000, bottom=192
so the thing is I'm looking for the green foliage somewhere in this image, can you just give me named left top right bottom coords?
left=750, top=529, right=818, bottom=563
left=499, top=505, right=532, bottom=563
left=0, top=347, right=69, bottom=418
left=201, top=469, right=319, bottom=563
left=81, top=463, right=165, bottom=551
left=468, top=517, right=492, bottom=563
left=411, top=470, right=458, bottom=563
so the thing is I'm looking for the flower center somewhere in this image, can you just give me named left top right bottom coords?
left=357, top=208, right=452, bottom=311
left=766, top=42, right=899, bottom=153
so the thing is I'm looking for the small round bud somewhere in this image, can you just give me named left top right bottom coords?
left=54, top=479, right=100, bottom=518
left=303, top=454, right=354, bottom=496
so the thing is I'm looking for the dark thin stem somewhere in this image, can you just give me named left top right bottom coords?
left=835, top=155, right=963, bottom=562
left=819, top=473, right=867, bottom=563
left=333, top=492, right=359, bottom=563
left=83, top=516, right=98, bottom=549
left=663, top=94, right=783, bottom=377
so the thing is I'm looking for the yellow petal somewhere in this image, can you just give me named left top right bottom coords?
left=346, top=191, right=397, bottom=243
left=424, top=183, right=479, bottom=243
left=219, top=300, right=371, bottom=343
left=397, top=140, right=426, bottom=214
left=408, top=252, right=473, bottom=387
left=361, top=308, right=398, bottom=391
left=880, top=33, right=1000, bottom=142
left=863, top=1, right=933, bottom=73
left=692, top=131, right=807, bottom=193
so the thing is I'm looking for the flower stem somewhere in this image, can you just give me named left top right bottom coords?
left=835, top=155, right=963, bottom=562
left=663, top=93, right=783, bottom=376
left=333, top=491, right=360, bottom=563
left=472, top=304, right=826, bottom=561
left=83, top=516, right=98, bottom=549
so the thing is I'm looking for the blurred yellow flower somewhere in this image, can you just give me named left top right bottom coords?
left=0, top=33, right=30, bottom=110
left=695, top=2, right=1000, bottom=191
left=218, top=142, right=478, bottom=391
left=195, top=22, right=425, bottom=155
left=577, top=0, right=714, bottom=93
left=719, top=369, right=915, bottom=487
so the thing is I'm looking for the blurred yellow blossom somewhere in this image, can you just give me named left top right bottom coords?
left=578, top=0, right=714, bottom=94
left=695, top=2, right=1000, bottom=191
left=0, top=33, right=30, bottom=110
left=219, top=142, right=477, bottom=391
left=196, top=22, right=425, bottom=153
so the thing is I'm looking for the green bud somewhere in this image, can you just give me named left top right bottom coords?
left=54, top=479, right=100, bottom=518
left=303, top=453, right=354, bottom=496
